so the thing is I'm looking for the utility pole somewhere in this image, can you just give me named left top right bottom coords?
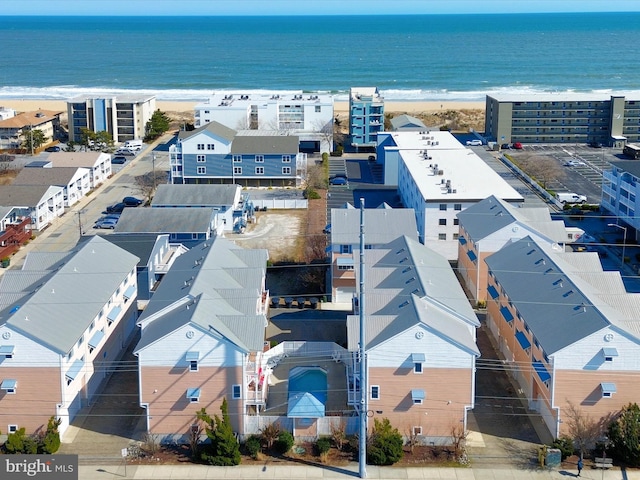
left=30, top=124, right=34, bottom=155
left=358, top=197, right=367, bottom=478
left=152, top=153, right=157, bottom=192
left=77, top=209, right=86, bottom=237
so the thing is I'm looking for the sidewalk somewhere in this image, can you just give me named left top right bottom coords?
left=77, top=462, right=639, bottom=480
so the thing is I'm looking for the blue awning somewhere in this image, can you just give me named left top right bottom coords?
left=123, top=285, right=136, bottom=300
left=602, top=347, right=618, bottom=357
left=88, top=330, right=105, bottom=349
left=600, top=383, right=617, bottom=394
left=411, top=389, right=425, bottom=401
left=1, top=379, right=17, bottom=390
left=0, top=345, right=15, bottom=356
left=336, top=257, right=354, bottom=266
left=532, top=360, right=551, bottom=382
left=411, top=353, right=426, bottom=363
left=186, top=351, right=200, bottom=361
left=487, top=285, right=499, bottom=299
left=467, top=250, right=477, bottom=262
left=186, top=387, right=201, bottom=399
left=66, top=359, right=84, bottom=381
left=515, top=330, right=531, bottom=350
left=107, top=305, right=122, bottom=322
left=500, top=305, right=514, bottom=322
left=458, top=236, right=467, bottom=245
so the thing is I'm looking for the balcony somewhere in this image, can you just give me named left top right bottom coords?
left=0, top=217, right=32, bottom=260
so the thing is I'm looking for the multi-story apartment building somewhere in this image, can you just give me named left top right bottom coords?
left=346, top=235, right=479, bottom=444
left=169, top=121, right=306, bottom=187
left=0, top=110, right=63, bottom=151
left=13, top=166, right=91, bottom=207
left=376, top=130, right=523, bottom=260
left=0, top=185, right=65, bottom=231
left=457, top=195, right=583, bottom=304
left=48, top=152, right=112, bottom=189
left=194, top=92, right=334, bottom=152
left=134, top=237, right=269, bottom=442
left=601, top=160, right=640, bottom=240
left=0, top=237, right=139, bottom=436
left=485, top=236, right=640, bottom=439
left=329, top=205, right=417, bottom=303
left=485, top=93, right=640, bottom=146
left=67, top=95, right=156, bottom=143
left=349, top=87, right=384, bottom=149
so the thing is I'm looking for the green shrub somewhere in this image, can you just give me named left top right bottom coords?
left=41, top=417, right=62, bottom=454
left=275, top=431, right=295, bottom=454
left=5, top=428, right=38, bottom=454
left=551, top=436, right=575, bottom=460
left=367, top=418, right=403, bottom=465
left=245, top=435, right=262, bottom=459
left=315, top=437, right=331, bottom=456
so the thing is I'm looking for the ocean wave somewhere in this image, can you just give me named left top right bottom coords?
left=2, top=85, right=640, bottom=103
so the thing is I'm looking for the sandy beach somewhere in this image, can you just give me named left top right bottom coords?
left=0, top=99, right=484, bottom=116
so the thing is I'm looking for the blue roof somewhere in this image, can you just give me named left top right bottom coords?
left=515, top=330, right=531, bottom=350
left=123, top=285, right=136, bottom=300
left=411, top=389, right=425, bottom=400
left=411, top=353, right=426, bottom=362
left=1, top=379, right=17, bottom=390
left=186, top=351, right=200, bottom=361
left=107, top=305, right=122, bottom=322
left=602, top=347, right=618, bottom=357
left=500, top=305, right=514, bottom=322
left=532, top=360, right=551, bottom=383
left=601, top=383, right=617, bottom=394
left=66, top=359, right=84, bottom=381
left=0, top=345, right=15, bottom=356
left=487, top=285, right=499, bottom=299
left=87, top=330, right=105, bottom=349
left=186, top=387, right=201, bottom=399
left=287, top=392, right=325, bottom=418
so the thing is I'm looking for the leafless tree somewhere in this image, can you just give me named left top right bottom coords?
left=313, top=119, right=334, bottom=153
left=134, top=171, right=168, bottom=203
left=330, top=420, right=347, bottom=451
left=188, top=421, right=203, bottom=457
left=405, top=425, right=420, bottom=454
left=450, top=424, right=468, bottom=459
left=141, top=431, right=160, bottom=456
left=563, top=400, right=606, bottom=459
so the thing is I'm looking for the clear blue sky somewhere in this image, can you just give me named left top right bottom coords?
left=4, top=0, right=640, bottom=16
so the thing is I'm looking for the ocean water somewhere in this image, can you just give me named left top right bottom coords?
left=1, top=12, right=640, bottom=101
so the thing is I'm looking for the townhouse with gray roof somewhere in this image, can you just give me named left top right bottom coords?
left=47, top=151, right=111, bottom=188
left=0, top=236, right=139, bottom=437
left=13, top=166, right=91, bottom=207
left=134, top=237, right=269, bottom=442
left=0, top=184, right=64, bottom=230
left=485, top=236, right=640, bottom=439
left=169, top=121, right=306, bottom=187
left=329, top=204, right=418, bottom=303
left=346, top=235, right=480, bottom=444
left=457, top=195, right=584, bottom=304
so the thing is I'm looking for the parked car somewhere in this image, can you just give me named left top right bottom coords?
left=466, top=139, right=483, bottom=146
left=329, top=176, right=348, bottom=185
left=94, top=218, right=118, bottom=229
left=589, top=141, right=603, bottom=148
left=500, top=143, right=511, bottom=150
left=104, top=202, right=126, bottom=214
left=512, top=142, right=523, bottom=149
left=115, top=148, right=136, bottom=156
left=111, top=156, right=127, bottom=164
left=122, top=196, right=143, bottom=206
left=45, top=145, right=61, bottom=152
left=563, top=159, right=586, bottom=167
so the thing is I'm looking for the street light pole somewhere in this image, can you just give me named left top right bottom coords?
left=152, top=153, right=157, bottom=192
left=607, top=223, right=627, bottom=269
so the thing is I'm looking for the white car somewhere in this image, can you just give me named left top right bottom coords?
left=563, top=160, right=586, bottom=167
left=466, top=139, right=482, bottom=146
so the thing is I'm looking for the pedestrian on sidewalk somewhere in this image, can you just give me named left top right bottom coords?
left=577, top=457, right=583, bottom=476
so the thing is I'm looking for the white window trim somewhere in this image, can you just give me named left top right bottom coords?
left=282, top=155, right=291, bottom=163
left=234, top=166, right=242, bottom=175
left=8, top=424, right=18, bottom=433
left=413, top=362, right=423, bottom=374
left=189, top=396, right=199, bottom=403
left=196, top=155, right=206, bottom=162
left=232, top=384, right=241, bottom=399
left=370, top=385, right=380, bottom=400
left=189, top=360, right=199, bottom=372
left=412, top=426, right=423, bottom=436
left=255, top=167, right=264, bottom=175
left=413, top=398, right=423, bottom=405
left=282, top=167, right=291, bottom=174
left=255, top=155, right=264, bottom=163
left=197, top=166, right=206, bottom=174
left=233, top=155, right=242, bottom=163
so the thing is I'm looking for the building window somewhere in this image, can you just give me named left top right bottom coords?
left=453, top=233, right=459, bottom=240
left=255, top=155, right=264, bottom=163
left=282, top=167, right=291, bottom=174
left=282, top=155, right=291, bottom=163
left=454, top=203, right=462, bottom=211
left=453, top=218, right=459, bottom=226
left=315, top=106, right=321, bottom=113
left=438, top=233, right=446, bottom=240
left=232, top=384, right=241, bottom=399
left=207, top=144, right=215, bottom=150
left=371, top=385, right=380, bottom=400
left=197, top=166, right=206, bottom=174
left=255, top=167, right=264, bottom=174
left=233, top=155, right=242, bottom=163
left=1, top=379, right=17, bottom=394
left=186, top=388, right=201, bottom=403
left=197, top=144, right=204, bottom=150
left=197, top=155, right=206, bottom=162
left=340, top=245, right=352, bottom=254
left=439, top=204, right=447, bottom=211
left=337, top=264, right=354, bottom=271
left=8, top=424, right=18, bottom=433
left=233, top=167, right=242, bottom=175
left=411, top=389, right=425, bottom=404
left=439, top=218, right=447, bottom=226
left=412, top=426, right=422, bottom=436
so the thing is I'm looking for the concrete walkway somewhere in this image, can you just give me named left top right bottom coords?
left=76, top=462, right=638, bottom=480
